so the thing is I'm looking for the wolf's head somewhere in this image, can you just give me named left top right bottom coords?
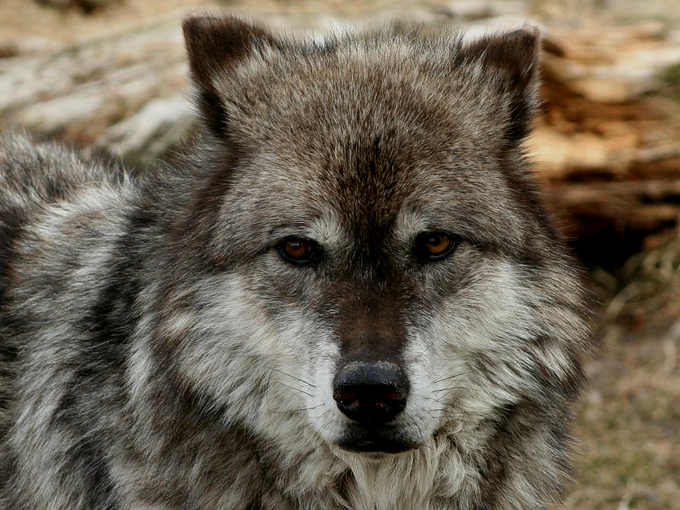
left=158, top=16, right=588, bottom=458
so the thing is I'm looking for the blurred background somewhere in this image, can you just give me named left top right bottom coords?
left=1, top=1, right=678, bottom=508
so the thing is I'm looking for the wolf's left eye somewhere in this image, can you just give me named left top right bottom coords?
left=414, top=232, right=458, bottom=261
left=276, top=237, right=320, bottom=266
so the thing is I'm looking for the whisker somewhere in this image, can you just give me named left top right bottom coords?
left=421, top=406, right=442, bottom=419
left=430, top=386, right=464, bottom=394
left=279, top=381, right=314, bottom=398
left=432, top=372, right=469, bottom=385
left=312, top=407, right=332, bottom=421
left=408, top=415, right=425, bottom=440
left=422, top=394, right=446, bottom=403
left=271, top=368, right=316, bottom=388
left=316, top=408, right=335, bottom=432
left=273, top=404, right=324, bottom=415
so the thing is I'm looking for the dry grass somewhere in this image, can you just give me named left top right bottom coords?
left=567, top=320, right=680, bottom=510
left=567, top=232, right=680, bottom=510
left=566, top=325, right=680, bottom=510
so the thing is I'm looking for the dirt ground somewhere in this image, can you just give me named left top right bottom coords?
left=565, top=233, right=680, bottom=510
left=1, top=1, right=679, bottom=509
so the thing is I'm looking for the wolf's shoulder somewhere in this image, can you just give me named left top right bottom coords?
left=0, top=130, right=133, bottom=206
left=0, top=131, right=140, bottom=309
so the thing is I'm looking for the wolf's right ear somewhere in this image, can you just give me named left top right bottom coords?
left=462, top=27, right=541, bottom=143
left=183, top=16, right=277, bottom=138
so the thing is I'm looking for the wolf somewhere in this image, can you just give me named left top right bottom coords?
left=0, top=15, right=591, bottom=510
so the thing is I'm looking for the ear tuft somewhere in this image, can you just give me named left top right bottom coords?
left=465, top=26, right=541, bottom=142
left=183, top=16, right=276, bottom=91
left=182, top=15, right=277, bottom=138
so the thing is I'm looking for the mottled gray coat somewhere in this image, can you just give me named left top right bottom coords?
left=0, top=16, right=591, bottom=510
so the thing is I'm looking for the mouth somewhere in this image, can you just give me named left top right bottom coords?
left=334, top=423, right=420, bottom=454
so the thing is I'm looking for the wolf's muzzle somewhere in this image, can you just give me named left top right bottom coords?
left=332, top=361, right=409, bottom=425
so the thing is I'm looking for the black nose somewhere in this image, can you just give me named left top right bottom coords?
left=332, top=361, right=409, bottom=425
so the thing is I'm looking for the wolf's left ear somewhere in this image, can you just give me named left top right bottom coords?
left=464, top=27, right=541, bottom=142
left=183, top=16, right=277, bottom=138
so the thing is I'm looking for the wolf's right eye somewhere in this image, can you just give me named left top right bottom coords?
left=414, top=232, right=458, bottom=262
left=276, top=237, right=320, bottom=266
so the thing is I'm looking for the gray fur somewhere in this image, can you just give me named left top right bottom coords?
left=0, top=17, right=591, bottom=510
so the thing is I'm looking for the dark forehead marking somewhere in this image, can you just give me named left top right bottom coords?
left=287, top=97, right=454, bottom=243
left=327, top=134, right=407, bottom=235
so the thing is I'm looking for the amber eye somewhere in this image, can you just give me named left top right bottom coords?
left=276, top=237, right=319, bottom=265
left=415, top=232, right=457, bottom=261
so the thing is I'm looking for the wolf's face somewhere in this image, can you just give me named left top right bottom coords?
left=160, top=18, right=586, bottom=456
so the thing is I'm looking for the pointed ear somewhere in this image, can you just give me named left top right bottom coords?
left=182, top=16, right=277, bottom=137
left=464, top=27, right=541, bottom=142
